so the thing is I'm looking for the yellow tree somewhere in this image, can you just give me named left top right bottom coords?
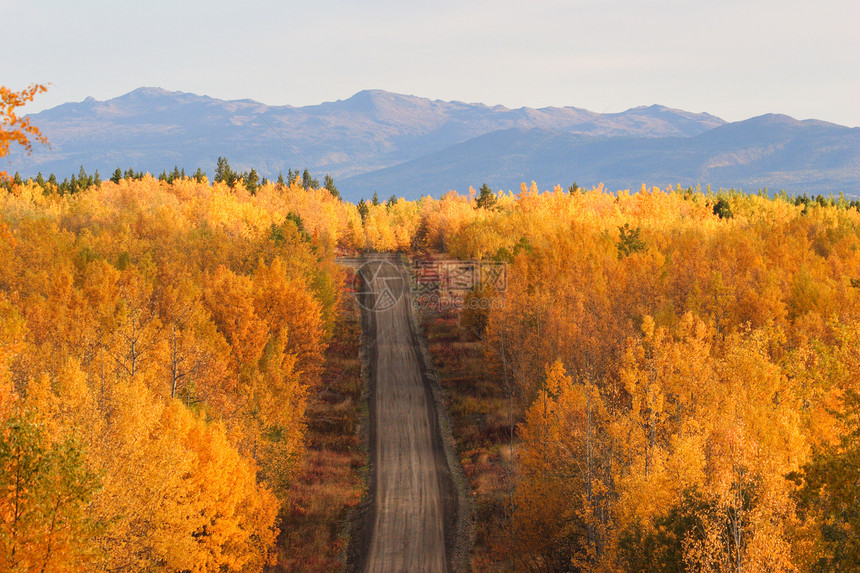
left=202, top=262, right=313, bottom=491
left=0, top=413, right=101, bottom=573
left=614, top=314, right=714, bottom=571
left=680, top=327, right=802, bottom=573
left=74, top=376, right=279, bottom=573
left=0, top=295, right=26, bottom=413
left=513, top=361, right=614, bottom=572
left=790, top=319, right=860, bottom=571
left=156, top=278, right=233, bottom=408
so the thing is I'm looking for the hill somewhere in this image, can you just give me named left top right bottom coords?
left=6, top=87, right=858, bottom=200
left=345, top=117, right=860, bottom=198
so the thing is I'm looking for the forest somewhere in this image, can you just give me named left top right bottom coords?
left=2, top=86, right=860, bottom=573
left=419, top=184, right=860, bottom=572
left=0, top=172, right=356, bottom=571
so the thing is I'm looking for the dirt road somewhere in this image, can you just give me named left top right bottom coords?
left=351, top=255, right=459, bottom=573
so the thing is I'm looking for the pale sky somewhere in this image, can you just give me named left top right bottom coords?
left=4, top=0, right=859, bottom=126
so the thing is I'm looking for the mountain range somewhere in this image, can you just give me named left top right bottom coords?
left=7, top=87, right=860, bottom=200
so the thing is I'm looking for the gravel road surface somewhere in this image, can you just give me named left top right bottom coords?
left=352, top=255, right=456, bottom=573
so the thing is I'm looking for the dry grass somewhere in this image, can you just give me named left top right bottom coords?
left=421, top=307, right=521, bottom=572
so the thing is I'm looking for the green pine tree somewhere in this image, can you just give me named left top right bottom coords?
left=244, top=168, right=260, bottom=194
left=476, top=183, right=496, bottom=209
left=302, top=168, right=318, bottom=189
left=214, top=156, right=236, bottom=187
left=324, top=174, right=340, bottom=200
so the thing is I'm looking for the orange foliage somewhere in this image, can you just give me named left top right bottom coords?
left=0, top=175, right=343, bottom=570
left=0, top=84, right=48, bottom=181
left=5, top=165, right=860, bottom=571
left=410, top=184, right=860, bottom=572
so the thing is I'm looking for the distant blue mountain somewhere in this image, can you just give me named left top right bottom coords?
left=6, top=88, right=858, bottom=200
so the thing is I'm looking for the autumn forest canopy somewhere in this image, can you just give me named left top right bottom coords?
left=2, top=84, right=860, bottom=572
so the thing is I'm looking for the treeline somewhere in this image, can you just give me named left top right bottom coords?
left=1, top=157, right=340, bottom=199
left=410, top=183, right=860, bottom=572
left=0, top=175, right=356, bottom=571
